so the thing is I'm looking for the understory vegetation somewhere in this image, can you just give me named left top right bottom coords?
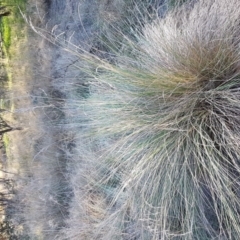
left=59, top=0, right=240, bottom=239
left=3, top=0, right=240, bottom=239
left=0, top=0, right=27, bottom=55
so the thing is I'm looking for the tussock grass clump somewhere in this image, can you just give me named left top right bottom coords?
left=58, top=0, right=240, bottom=239
left=10, top=0, right=240, bottom=239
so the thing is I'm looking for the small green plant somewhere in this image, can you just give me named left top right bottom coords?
left=0, top=0, right=27, bottom=55
left=1, top=18, right=11, bottom=50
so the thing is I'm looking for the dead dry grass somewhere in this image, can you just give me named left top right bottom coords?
left=5, top=0, right=240, bottom=239
left=56, top=0, right=240, bottom=239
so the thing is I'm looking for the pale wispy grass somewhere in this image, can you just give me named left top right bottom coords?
left=9, top=0, right=240, bottom=239
left=55, top=0, right=240, bottom=239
